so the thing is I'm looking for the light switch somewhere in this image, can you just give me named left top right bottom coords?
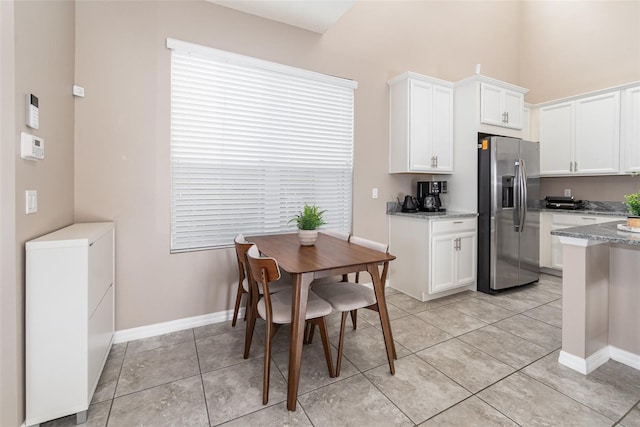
left=26, top=190, right=37, bottom=214
left=372, top=188, right=378, bottom=199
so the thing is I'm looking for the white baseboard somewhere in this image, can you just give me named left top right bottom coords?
left=113, top=279, right=391, bottom=345
left=559, top=345, right=640, bottom=374
left=558, top=347, right=609, bottom=374
left=113, top=307, right=244, bottom=344
left=610, top=345, right=640, bottom=370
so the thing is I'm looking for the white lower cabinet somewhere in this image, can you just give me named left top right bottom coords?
left=25, top=222, right=115, bottom=427
left=389, top=215, right=477, bottom=301
left=540, top=212, right=624, bottom=270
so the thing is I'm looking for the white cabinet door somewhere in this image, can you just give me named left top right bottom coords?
left=622, top=86, right=640, bottom=172
left=540, top=101, right=574, bottom=175
left=575, top=92, right=620, bottom=175
left=480, top=83, right=503, bottom=127
left=389, top=73, right=453, bottom=173
left=431, top=84, right=453, bottom=171
left=455, top=232, right=477, bottom=285
left=408, top=79, right=433, bottom=171
left=430, top=230, right=476, bottom=294
left=480, top=83, right=524, bottom=130
left=503, top=89, right=524, bottom=129
left=430, top=234, right=456, bottom=293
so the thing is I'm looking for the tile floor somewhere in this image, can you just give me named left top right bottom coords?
left=43, top=274, right=640, bottom=426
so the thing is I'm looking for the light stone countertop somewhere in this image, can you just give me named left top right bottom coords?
left=551, top=220, right=640, bottom=247
left=387, top=210, right=478, bottom=220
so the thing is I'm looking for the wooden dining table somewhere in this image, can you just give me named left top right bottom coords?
left=246, top=232, right=397, bottom=411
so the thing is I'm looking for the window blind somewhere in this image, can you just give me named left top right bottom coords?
left=168, top=39, right=357, bottom=252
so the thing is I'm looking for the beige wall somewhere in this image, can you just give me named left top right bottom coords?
left=1, top=1, right=18, bottom=425
left=522, top=0, right=640, bottom=200
left=2, top=2, right=639, bottom=424
left=521, top=0, right=640, bottom=104
left=540, top=175, right=640, bottom=203
left=4, top=0, right=76, bottom=424
left=74, top=0, right=526, bottom=330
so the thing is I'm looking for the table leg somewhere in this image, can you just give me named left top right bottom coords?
left=287, top=272, right=313, bottom=411
left=367, top=262, right=395, bottom=375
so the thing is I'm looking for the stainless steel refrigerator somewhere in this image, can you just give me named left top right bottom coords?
left=477, top=135, right=540, bottom=293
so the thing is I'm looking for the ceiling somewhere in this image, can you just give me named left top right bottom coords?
left=205, top=0, right=356, bottom=34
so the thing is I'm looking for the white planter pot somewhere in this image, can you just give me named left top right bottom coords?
left=297, top=229, right=318, bottom=246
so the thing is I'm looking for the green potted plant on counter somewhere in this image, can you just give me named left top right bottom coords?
left=289, top=204, right=326, bottom=245
left=624, top=192, right=640, bottom=229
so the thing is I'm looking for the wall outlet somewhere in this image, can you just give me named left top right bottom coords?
left=564, top=188, right=571, bottom=197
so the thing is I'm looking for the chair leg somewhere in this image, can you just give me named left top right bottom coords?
left=232, top=285, right=245, bottom=327
left=263, top=321, right=272, bottom=405
left=243, top=296, right=257, bottom=359
left=306, top=323, right=316, bottom=344
left=336, top=311, right=348, bottom=377
left=350, top=309, right=357, bottom=330
left=315, top=317, right=335, bottom=378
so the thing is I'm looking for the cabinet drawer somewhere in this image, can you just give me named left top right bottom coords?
left=88, top=229, right=114, bottom=316
left=551, top=214, right=624, bottom=227
left=432, top=218, right=477, bottom=234
left=88, top=284, right=113, bottom=400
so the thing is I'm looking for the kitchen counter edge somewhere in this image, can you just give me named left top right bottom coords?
left=551, top=221, right=640, bottom=247
left=387, top=210, right=478, bottom=220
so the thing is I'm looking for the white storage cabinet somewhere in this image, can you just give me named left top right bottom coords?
left=26, top=222, right=115, bottom=427
left=388, top=72, right=453, bottom=173
left=389, top=215, right=477, bottom=301
left=480, top=82, right=524, bottom=130
left=430, top=218, right=477, bottom=294
left=540, top=91, right=620, bottom=176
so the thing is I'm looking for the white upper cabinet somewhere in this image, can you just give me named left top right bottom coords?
left=389, top=72, right=453, bottom=173
left=480, top=82, right=524, bottom=130
left=540, top=101, right=575, bottom=175
left=621, top=85, right=640, bottom=172
left=540, top=91, right=620, bottom=176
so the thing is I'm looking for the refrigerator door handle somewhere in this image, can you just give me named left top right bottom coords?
left=520, top=158, right=528, bottom=232
left=513, top=160, right=521, bottom=232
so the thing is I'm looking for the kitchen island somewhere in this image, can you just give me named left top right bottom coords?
left=551, top=220, right=640, bottom=374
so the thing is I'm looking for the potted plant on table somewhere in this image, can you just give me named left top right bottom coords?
left=624, top=192, right=640, bottom=229
left=289, top=204, right=326, bottom=246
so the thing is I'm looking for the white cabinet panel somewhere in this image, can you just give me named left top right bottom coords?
left=389, top=72, right=453, bottom=173
left=539, top=91, right=621, bottom=176
left=575, top=92, right=620, bottom=174
left=622, top=86, right=640, bottom=172
left=540, top=101, right=574, bottom=175
left=480, top=83, right=524, bottom=130
left=26, top=222, right=115, bottom=427
left=389, top=215, right=477, bottom=301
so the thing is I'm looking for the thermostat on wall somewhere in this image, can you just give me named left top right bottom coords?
left=21, top=132, right=44, bottom=161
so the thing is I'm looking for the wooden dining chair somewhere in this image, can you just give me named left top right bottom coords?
left=311, top=235, right=395, bottom=376
left=245, top=244, right=335, bottom=404
left=232, top=234, right=290, bottom=328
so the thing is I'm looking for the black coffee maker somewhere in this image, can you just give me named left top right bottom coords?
left=417, top=181, right=447, bottom=212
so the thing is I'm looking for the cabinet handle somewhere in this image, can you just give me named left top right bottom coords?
left=505, top=112, right=509, bottom=123
left=569, top=162, right=573, bottom=172
left=434, top=156, right=438, bottom=168
left=453, top=221, right=463, bottom=224
left=430, top=156, right=435, bottom=168
left=574, top=161, right=577, bottom=172
left=458, top=237, right=462, bottom=250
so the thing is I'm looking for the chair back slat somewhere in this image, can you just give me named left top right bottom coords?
left=349, top=235, right=388, bottom=253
